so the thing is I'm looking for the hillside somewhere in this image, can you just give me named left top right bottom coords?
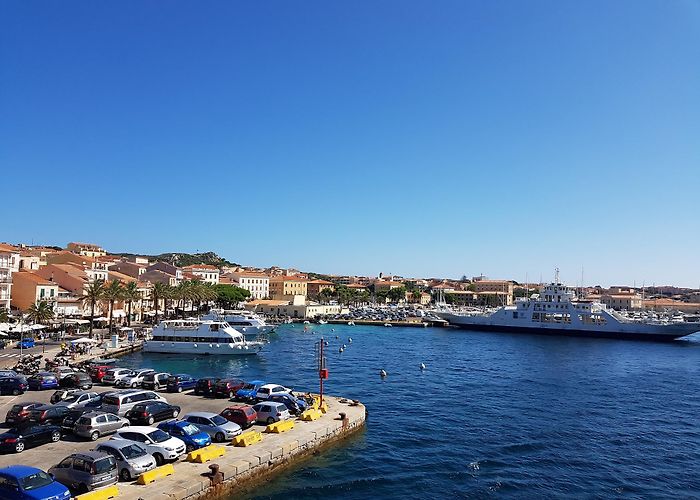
left=116, top=251, right=238, bottom=268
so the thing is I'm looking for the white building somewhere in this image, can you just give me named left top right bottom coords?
left=226, top=272, right=269, bottom=299
left=0, top=243, right=20, bottom=311
left=183, top=265, right=220, bottom=285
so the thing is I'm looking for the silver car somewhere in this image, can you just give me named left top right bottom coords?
left=55, top=391, right=101, bottom=409
left=49, top=451, right=118, bottom=493
left=111, top=426, right=186, bottom=466
left=74, top=411, right=130, bottom=441
left=95, top=440, right=156, bottom=481
left=100, top=389, right=166, bottom=416
left=102, top=368, right=134, bottom=385
left=115, top=369, right=155, bottom=389
left=183, top=412, right=242, bottom=442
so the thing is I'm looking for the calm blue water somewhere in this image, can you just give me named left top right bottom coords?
left=117, top=325, right=700, bottom=499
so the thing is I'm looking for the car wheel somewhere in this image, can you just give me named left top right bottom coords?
left=90, top=431, right=100, bottom=441
left=120, top=468, right=132, bottom=481
left=214, top=432, right=225, bottom=443
left=147, top=416, right=155, bottom=425
left=153, top=453, right=164, bottom=466
left=11, top=389, right=19, bottom=396
left=177, top=387, right=182, bottom=393
left=266, top=417, right=275, bottom=425
left=185, top=443, right=194, bottom=453
left=51, top=431, right=61, bottom=442
left=172, top=410, right=179, bottom=418
left=131, top=382, right=138, bottom=388
left=14, top=441, right=24, bottom=453
left=78, top=484, right=89, bottom=494
left=228, top=391, right=235, bottom=399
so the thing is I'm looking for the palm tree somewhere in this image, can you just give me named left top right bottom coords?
left=103, top=279, right=125, bottom=335
left=151, top=282, right=170, bottom=323
left=25, top=300, right=55, bottom=324
left=0, top=308, right=9, bottom=323
left=411, top=290, right=422, bottom=303
left=81, top=278, right=105, bottom=339
left=122, top=282, right=140, bottom=326
left=199, top=283, right=217, bottom=312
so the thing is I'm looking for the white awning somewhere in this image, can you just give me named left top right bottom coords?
left=112, top=310, right=126, bottom=318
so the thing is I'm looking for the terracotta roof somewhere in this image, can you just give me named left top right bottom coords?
left=108, top=271, right=137, bottom=283
left=13, top=271, right=54, bottom=285
left=346, top=284, right=367, bottom=289
left=248, top=299, right=290, bottom=306
left=307, top=279, right=334, bottom=285
left=270, top=276, right=308, bottom=282
left=0, top=243, right=19, bottom=252
left=182, top=264, right=219, bottom=271
left=230, top=271, right=269, bottom=278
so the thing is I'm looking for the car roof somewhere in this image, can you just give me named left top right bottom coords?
left=225, top=404, right=253, bottom=410
left=71, top=451, right=112, bottom=460
left=256, top=401, right=287, bottom=408
left=171, top=373, right=191, bottom=377
left=82, top=411, right=116, bottom=417
left=260, top=383, right=284, bottom=389
left=97, top=440, right=139, bottom=450
left=0, top=465, right=44, bottom=476
left=120, top=426, right=161, bottom=433
left=159, top=420, right=188, bottom=428
left=184, top=412, right=217, bottom=418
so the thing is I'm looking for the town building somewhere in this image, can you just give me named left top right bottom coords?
left=35, top=264, right=89, bottom=296
left=46, top=251, right=109, bottom=282
left=182, top=265, right=220, bottom=284
left=110, top=261, right=146, bottom=279
left=224, top=272, right=270, bottom=300
left=473, top=280, right=514, bottom=306
left=11, top=271, right=59, bottom=311
left=601, top=292, right=643, bottom=310
left=246, top=295, right=345, bottom=319
left=140, top=269, right=180, bottom=287
left=269, top=276, right=308, bottom=300
left=373, top=280, right=404, bottom=291
left=306, top=279, right=336, bottom=299
left=66, top=242, right=107, bottom=257
left=0, top=243, right=20, bottom=311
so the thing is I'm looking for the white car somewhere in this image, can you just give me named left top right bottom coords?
left=102, top=368, right=135, bottom=386
left=255, top=384, right=293, bottom=401
left=115, top=369, right=155, bottom=388
left=111, top=426, right=186, bottom=466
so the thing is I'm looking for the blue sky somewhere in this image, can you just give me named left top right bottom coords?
left=2, top=1, right=699, bottom=287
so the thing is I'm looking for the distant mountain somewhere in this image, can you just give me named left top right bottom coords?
left=116, top=251, right=238, bottom=268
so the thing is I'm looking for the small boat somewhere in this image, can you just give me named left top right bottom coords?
left=347, top=321, right=355, bottom=326
left=384, top=323, right=393, bottom=328
left=318, top=320, right=328, bottom=325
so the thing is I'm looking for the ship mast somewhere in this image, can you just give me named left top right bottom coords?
left=555, top=267, right=560, bottom=284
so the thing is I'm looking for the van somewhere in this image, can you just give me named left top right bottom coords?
left=49, top=451, right=118, bottom=493
left=100, top=390, right=166, bottom=416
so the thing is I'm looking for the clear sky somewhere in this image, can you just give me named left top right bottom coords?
left=2, top=1, right=699, bottom=287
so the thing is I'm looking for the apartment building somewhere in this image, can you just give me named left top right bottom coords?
left=473, top=279, right=514, bottom=306
left=66, top=242, right=107, bottom=257
left=0, top=243, right=20, bottom=311
left=11, top=271, right=59, bottom=311
left=182, top=265, right=220, bottom=284
left=269, top=276, right=308, bottom=300
left=307, top=279, right=335, bottom=298
left=225, top=272, right=269, bottom=299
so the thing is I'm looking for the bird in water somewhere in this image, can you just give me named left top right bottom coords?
left=420, top=363, right=426, bottom=370
left=379, top=369, right=387, bottom=377
left=348, top=337, right=353, bottom=343
left=342, top=344, right=347, bottom=349
left=339, top=347, right=344, bottom=353
left=324, top=341, right=329, bottom=347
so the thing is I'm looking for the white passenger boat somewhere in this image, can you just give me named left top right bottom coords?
left=203, top=309, right=275, bottom=336
left=437, top=278, right=700, bottom=342
left=143, top=319, right=265, bottom=355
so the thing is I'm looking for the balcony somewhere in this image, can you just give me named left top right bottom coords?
left=0, top=276, right=11, bottom=284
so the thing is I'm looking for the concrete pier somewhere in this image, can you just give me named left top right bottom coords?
left=0, top=387, right=366, bottom=499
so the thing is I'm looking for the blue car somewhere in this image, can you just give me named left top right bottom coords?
left=269, top=393, right=309, bottom=416
left=166, top=374, right=197, bottom=393
left=235, top=380, right=266, bottom=401
left=16, top=338, right=35, bottom=349
left=157, top=420, right=211, bottom=452
left=27, top=372, right=59, bottom=391
left=0, top=465, right=70, bottom=499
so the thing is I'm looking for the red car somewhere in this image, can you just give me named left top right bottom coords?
left=88, top=365, right=112, bottom=382
left=220, top=405, right=257, bottom=429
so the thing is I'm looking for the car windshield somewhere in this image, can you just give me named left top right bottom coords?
left=93, top=457, right=115, bottom=474
left=143, top=374, right=155, bottom=381
left=63, top=395, right=81, bottom=403
left=20, top=471, right=54, bottom=491
left=181, top=424, right=200, bottom=436
left=120, top=443, right=147, bottom=459
left=241, top=383, right=255, bottom=390
left=102, top=396, right=119, bottom=406
left=147, top=430, right=170, bottom=443
left=210, top=415, right=228, bottom=426
left=167, top=376, right=178, bottom=383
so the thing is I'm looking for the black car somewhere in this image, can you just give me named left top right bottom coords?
left=5, top=402, right=43, bottom=425
left=0, top=423, right=62, bottom=453
left=0, top=376, right=28, bottom=395
left=61, top=408, right=92, bottom=434
left=194, top=377, right=220, bottom=396
left=29, top=405, right=71, bottom=425
left=59, top=372, right=93, bottom=390
left=124, top=401, right=181, bottom=425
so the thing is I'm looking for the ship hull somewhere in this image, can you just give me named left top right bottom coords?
left=445, top=320, right=698, bottom=341
left=143, top=341, right=263, bottom=355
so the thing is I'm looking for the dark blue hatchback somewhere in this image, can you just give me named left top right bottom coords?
left=0, top=465, right=70, bottom=499
left=166, top=374, right=197, bottom=392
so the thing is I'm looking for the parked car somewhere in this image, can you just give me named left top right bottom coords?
left=115, top=369, right=155, bottom=389
left=125, top=401, right=181, bottom=425
left=52, top=366, right=76, bottom=380
left=16, top=338, right=35, bottom=349
left=51, top=389, right=81, bottom=404
left=182, top=412, right=242, bottom=442
left=166, top=374, right=197, bottom=393
left=59, top=372, right=93, bottom=390
left=88, top=365, right=112, bottom=383
left=5, top=403, right=43, bottom=425
left=101, top=368, right=134, bottom=386
left=234, top=380, right=266, bottom=401
left=54, top=391, right=101, bottom=409
left=157, top=420, right=211, bottom=453
left=27, top=372, right=59, bottom=391
left=252, top=401, right=292, bottom=425
left=269, top=393, right=309, bottom=415
left=0, top=423, right=62, bottom=453
left=111, top=426, right=186, bottom=465
left=214, top=378, right=246, bottom=399
left=194, top=377, right=220, bottom=396
left=141, top=372, right=170, bottom=391
left=101, top=389, right=166, bottom=416
left=0, top=369, right=18, bottom=378
left=0, top=465, right=71, bottom=500
left=95, top=440, right=156, bottom=482
left=73, top=411, right=130, bottom=441
left=256, top=384, right=293, bottom=401
left=49, top=451, right=118, bottom=494
left=0, top=376, right=28, bottom=396
left=29, top=405, right=71, bottom=425
left=220, top=405, right=257, bottom=429
left=61, top=408, right=93, bottom=434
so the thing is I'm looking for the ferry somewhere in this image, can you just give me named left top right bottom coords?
left=144, top=319, right=265, bottom=355
left=437, top=279, right=700, bottom=341
left=203, top=309, right=275, bottom=337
